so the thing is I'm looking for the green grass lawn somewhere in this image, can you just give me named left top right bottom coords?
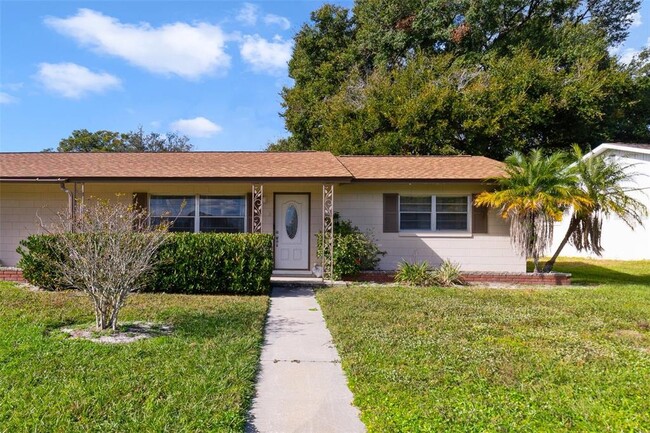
left=318, top=258, right=650, bottom=432
left=532, top=257, right=650, bottom=286
left=0, top=282, right=268, bottom=433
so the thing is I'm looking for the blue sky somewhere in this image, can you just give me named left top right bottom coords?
left=1, top=0, right=648, bottom=153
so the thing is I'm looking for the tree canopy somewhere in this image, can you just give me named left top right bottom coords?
left=271, top=0, right=649, bottom=159
left=48, top=126, right=193, bottom=152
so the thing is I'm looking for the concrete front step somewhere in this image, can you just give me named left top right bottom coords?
left=270, top=276, right=346, bottom=289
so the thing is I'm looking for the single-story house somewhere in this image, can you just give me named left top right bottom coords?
left=551, top=143, right=650, bottom=260
left=0, top=151, right=525, bottom=274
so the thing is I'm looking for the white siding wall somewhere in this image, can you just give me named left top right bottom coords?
left=336, top=183, right=525, bottom=272
left=551, top=150, right=650, bottom=260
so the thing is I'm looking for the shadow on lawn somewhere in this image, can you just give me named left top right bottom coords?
left=170, top=308, right=264, bottom=339
left=532, top=261, right=650, bottom=286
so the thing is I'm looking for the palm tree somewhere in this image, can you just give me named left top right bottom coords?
left=475, top=149, right=591, bottom=273
left=543, top=146, right=647, bottom=272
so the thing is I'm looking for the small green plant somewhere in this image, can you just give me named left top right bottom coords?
left=317, top=213, right=385, bottom=279
left=395, top=260, right=433, bottom=286
left=432, top=260, right=464, bottom=287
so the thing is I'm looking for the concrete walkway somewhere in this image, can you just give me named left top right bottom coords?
left=246, top=287, right=366, bottom=433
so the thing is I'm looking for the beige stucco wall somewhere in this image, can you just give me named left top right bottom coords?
left=0, top=181, right=326, bottom=268
left=0, top=180, right=524, bottom=272
left=336, top=183, right=525, bottom=272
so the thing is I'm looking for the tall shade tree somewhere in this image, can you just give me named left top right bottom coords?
left=543, top=146, right=647, bottom=271
left=48, top=126, right=192, bottom=152
left=269, top=4, right=356, bottom=151
left=475, top=149, right=591, bottom=272
left=273, top=0, right=649, bottom=157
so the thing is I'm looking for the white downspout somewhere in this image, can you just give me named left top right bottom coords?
left=59, top=182, right=75, bottom=231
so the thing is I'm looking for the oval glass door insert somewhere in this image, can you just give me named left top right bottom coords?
left=285, top=205, right=298, bottom=239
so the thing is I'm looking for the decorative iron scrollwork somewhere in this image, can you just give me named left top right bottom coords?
left=322, top=184, right=334, bottom=281
left=252, top=184, right=263, bottom=233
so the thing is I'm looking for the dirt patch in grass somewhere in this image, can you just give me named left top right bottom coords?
left=61, top=322, right=173, bottom=344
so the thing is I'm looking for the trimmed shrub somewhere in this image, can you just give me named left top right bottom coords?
left=149, top=233, right=273, bottom=295
left=317, top=214, right=385, bottom=279
left=17, top=235, right=67, bottom=291
left=17, top=233, right=273, bottom=295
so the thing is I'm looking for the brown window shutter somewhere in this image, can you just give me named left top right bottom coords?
left=472, top=194, right=488, bottom=234
left=383, top=193, right=399, bottom=233
left=133, top=192, right=148, bottom=212
left=246, top=192, right=253, bottom=233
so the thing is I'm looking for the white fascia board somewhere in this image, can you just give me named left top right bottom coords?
left=588, top=143, right=650, bottom=159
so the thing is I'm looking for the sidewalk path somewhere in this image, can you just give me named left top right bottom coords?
left=246, top=286, right=366, bottom=433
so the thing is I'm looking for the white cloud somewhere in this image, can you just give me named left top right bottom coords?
left=36, top=62, right=121, bottom=99
left=629, top=11, right=642, bottom=28
left=45, top=9, right=230, bottom=79
left=609, top=46, right=642, bottom=65
left=240, top=35, right=292, bottom=74
left=0, top=92, right=18, bottom=104
left=264, top=14, right=291, bottom=30
left=170, top=117, right=222, bottom=137
left=236, top=3, right=259, bottom=26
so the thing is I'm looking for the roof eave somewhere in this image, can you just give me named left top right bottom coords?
left=589, top=143, right=650, bottom=158
left=1, top=176, right=355, bottom=183
left=348, top=177, right=502, bottom=183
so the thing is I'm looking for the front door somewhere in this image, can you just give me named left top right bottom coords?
left=275, top=194, right=310, bottom=270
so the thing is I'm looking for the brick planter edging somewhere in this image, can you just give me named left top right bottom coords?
left=0, top=267, right=26, bottom=283
left=345, top=270, right=572, bottom=286
left=461, top=271, right=571, bottom=286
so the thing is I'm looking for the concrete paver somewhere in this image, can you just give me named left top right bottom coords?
left=246, top=287, right=366, bottom=433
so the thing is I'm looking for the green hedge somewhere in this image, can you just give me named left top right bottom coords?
left=149, top=233, right=273, bottom=295
left=17, top=233, right=273, bottom=295
left=16, top=235, right=67, bottom=291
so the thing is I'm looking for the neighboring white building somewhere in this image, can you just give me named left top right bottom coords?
left=551, top=143, right=650, bottom=260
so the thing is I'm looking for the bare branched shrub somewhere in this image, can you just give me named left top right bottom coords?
left=43, top=196, right=168, bottom=330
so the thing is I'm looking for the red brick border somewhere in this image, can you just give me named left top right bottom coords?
left=345, top=270, right=571, bottom=286
left=0, top=267, right=26, bottom=283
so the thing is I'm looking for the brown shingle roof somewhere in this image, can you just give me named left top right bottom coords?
left=0, top=151, right=353, bottom=181
left=0, top=152, right=504, bottom=182
left=337, top=155, right=504, bottom=181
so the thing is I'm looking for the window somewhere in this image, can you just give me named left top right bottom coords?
left=199, top=196, right=245, bottom=233
left=399, top=195, right=469, bottom=232
left=436, top=197, right=468, bottom=230
left=150, top=195, right=246, bottom=233
left=150, top=196, right=195, bottom=232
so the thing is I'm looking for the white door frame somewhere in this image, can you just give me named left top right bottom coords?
left=274, top=193, right=311, bottom=270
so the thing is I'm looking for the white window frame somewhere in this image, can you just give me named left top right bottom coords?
left=149, top=194, right=247, bottom=233
left=398, top=194, right=472, bottom=234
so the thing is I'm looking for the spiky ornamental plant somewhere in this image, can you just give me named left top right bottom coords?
left=475, top=149, right=592, bottom=273
left=42, top=196, right=169, bottom=330
left=543, top=145, right=647, bottom=271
